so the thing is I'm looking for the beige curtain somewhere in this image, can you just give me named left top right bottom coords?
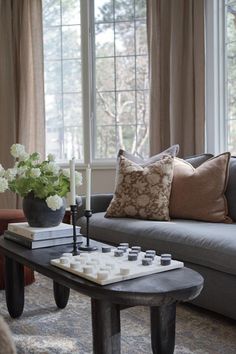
left=0, top=0, right=45, bottom=208
left=147, top=0, right=205, bottom=157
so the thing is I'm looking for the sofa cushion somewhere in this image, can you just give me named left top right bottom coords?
left=225, top=157, right=236, bottom=222
left=106, top=155, right=174, bottom=220
left=118, top=144, right=179, bottom=166
left=169, top=153, right=231, bottom=222
left=78, top=212, right=236, bottom=276
left=185, top=153, right=214, bottom=168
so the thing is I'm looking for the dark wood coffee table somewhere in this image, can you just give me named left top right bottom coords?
left=0, top=237, right=203, bottom=354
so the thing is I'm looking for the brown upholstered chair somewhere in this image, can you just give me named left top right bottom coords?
left=0, top=209, right=35, bottom=290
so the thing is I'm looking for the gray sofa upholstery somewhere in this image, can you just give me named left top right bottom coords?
left=77, top=157, right=236, bottom=320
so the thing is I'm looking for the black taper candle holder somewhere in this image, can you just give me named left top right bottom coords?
left=78, top=210, right=98, bottom=252
left=70, top=204, right=80, bottom=255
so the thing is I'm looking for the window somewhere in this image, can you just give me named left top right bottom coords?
left=43, top=0, right=83, bottom=162
left=42, top=0, right=149, bottom=163
left=225, top=1, right=236, bottom=154
left=206, top=0, right=236, bottom=154
left=94, top=0, right=149, bottom=159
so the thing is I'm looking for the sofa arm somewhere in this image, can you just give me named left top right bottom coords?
left=76, top=194, right=113, bottom=218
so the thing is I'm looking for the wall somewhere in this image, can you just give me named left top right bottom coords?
left=76, top=168, right=116, bottom=197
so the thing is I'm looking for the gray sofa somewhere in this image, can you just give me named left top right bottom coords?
left=77, top=156, right=236, bottom=320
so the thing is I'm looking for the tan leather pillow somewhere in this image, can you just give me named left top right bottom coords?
left=169, top=153, right=232, bottom=223
left=106, top=155, right=174, bottom=220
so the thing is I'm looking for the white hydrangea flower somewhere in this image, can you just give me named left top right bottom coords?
left=75, top=171, right=83, bottom=186
left=17, top=165, right=28, bottom=176
left=30, top=168, right=41, bottom=178
left=10, top=144, right=26, bottom=158
left=0, top=177, right=8, bottom=192
left=62, top=169, right=70, bottom=178
left=44, top=162, right=60, bottom=175
left=46, top=195, right=63, bottom=211
left=47, top=153, right=55, bottom=162
left=18, top=152, right=30, bottom=162
left=0, top=164, right=5, bottom=177
left=5, top=168, right=17, bottom=181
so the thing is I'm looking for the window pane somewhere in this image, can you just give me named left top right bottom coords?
left=115, top=22, right=135, bottom=56
left=116, top=56, right=135, bottom=90
left=44, top=61, right=62, bottom=94
left=95, top=23, right=114, bottom=57
left=62, top=0, right=80, bottom=25
left=137, top=91, right=149, bottom=124
left=136, top=55, right=149, bottom=90
left=136, top=20, right=147, bottom=54
left=227, top=120, right=236, bottom=154
left=95, top=0, right=114, bottom=22
left=116, top=91, right=135, bottom=124
left=226, top=4, right=236, bottom=43
left=95, top=126, right=117, bottom=158
left=63, top=60, right=81, bottom=92
left=43, top=0, right=61, bottom=26
left=46, top=128, right=64, bottom=159
left=62, top=26, right=81, bottom=59
left=63, top=93, right=82, bottom=126
left=64, top=127, right=83, bottom=160
left=45, top=94, right=62, bottom=123
left=136, top=125, right=149, bottom=157
left=43, top=27, right=61, bottom=60
left=117, top=125, right=136, bottom=152
left=96, top=92, right=116, bottom=125
left=226, top=41, right=236, bottom=121
left=135, top=0, right=146, bottom=19
left=115, top=0, right=134, bottom=21
left=96, top=58, right=115, bottom=91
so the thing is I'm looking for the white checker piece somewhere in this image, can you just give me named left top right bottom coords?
left=50, top=249, right=184, bottom=285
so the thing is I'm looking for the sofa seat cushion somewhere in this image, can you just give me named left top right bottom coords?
left=78, top=213, right=236, bottom=276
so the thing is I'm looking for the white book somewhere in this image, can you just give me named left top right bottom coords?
left=8, top=222, right=81, bottom=241
left=4, top=231, right=83, bottom=249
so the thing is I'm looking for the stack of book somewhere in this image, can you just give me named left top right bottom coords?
left=4, top=222, right=82, bottom=249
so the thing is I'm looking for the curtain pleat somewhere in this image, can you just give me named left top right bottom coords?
left=147, top=0, right=205, bottom=157
left=0, top=0, right=45, bottom=208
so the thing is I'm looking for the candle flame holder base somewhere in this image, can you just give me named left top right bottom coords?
left=70, top=204, right=80, bottom=256
left=78, top=210, right=98, bottom=252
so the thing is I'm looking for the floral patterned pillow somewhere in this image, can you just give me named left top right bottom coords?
left=105, top=155, right=174, bottom=220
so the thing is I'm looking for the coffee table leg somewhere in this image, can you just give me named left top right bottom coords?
left=150, top=303, right=176, bottom=354
left=91, top=299, right=121, bottom=354
left=53, top=281, right=70, bottom=309
left=5, top=256, right=24, bottom=318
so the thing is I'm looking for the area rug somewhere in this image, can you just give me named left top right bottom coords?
left=0, top=273, right=235, bottom=354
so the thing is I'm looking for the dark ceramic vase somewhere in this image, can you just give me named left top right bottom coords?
left=23, top=193, right=66, bottom=227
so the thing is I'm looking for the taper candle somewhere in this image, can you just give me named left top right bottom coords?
left=86, top=164, right=91, bottom=210
left=69, top=158, right=76, bottom=205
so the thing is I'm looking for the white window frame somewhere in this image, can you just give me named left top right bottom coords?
left=205, top=0, right=227, bottom=154
left=81, top=0, right=118, bottom=169
left=44, top=0, right=149, bottom=169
